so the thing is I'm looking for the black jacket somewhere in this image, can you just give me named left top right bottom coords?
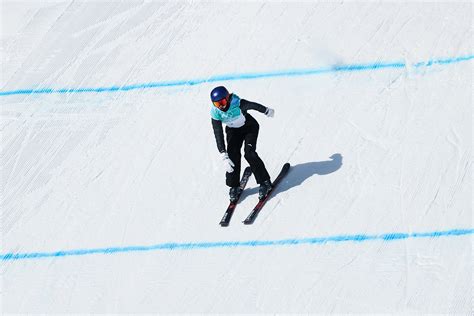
left=211, top=97, right=268, bottom=153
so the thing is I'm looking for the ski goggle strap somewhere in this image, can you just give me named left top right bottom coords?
left=213, top=97, right=229, bottom=109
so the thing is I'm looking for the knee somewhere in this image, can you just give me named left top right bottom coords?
left=227, top=147, right=241, bottom=158
left=244, top=147, right=258, bottom=160
left=229, top=154, right=241, bottom=163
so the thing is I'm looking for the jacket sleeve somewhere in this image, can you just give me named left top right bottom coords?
left=240, top=99, right=268, bottom=114
left=211, top=118, right=226, bottom=153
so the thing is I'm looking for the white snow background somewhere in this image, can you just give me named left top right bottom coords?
left=1, top=1, right=472, bottom=314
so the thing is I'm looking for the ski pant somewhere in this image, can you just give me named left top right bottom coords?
left=225, top=115, right=270, bottom=187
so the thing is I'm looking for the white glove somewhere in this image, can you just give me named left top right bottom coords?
left=220, top=152, right=235, bottom=173
left=265, top=107, right=275, bottom=118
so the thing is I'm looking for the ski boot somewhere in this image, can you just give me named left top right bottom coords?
left=258, top=179, right=273, bottom=200
left=229, top=187, right=242, bottom=203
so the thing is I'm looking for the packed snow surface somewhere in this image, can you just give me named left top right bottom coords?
left=1, top=1, right=472, bottom=313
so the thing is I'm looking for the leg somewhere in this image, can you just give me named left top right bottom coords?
left=225, top=127, right=244, bottom=187
left=243, top=121, right=271, bottom=184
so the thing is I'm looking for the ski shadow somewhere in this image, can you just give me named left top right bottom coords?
left=278, top=153, right=343, bottom=195
left=240, top=153, right=343, bottom=201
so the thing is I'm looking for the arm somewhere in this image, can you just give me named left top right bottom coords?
left=240, top=99, right=268, bottom=114
left=211, top=118, right=226, bottom=153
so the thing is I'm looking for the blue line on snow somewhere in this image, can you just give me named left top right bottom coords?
left=1, top=228, right=472, bottom=261
left=0, top=55, right=472, bottom=97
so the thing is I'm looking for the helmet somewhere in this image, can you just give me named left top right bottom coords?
left=210, top=86, right=229, bottom=102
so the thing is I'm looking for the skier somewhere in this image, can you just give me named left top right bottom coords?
left=210, top=86, right=275, bottom=202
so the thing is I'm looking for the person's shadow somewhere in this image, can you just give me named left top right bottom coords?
left=241, top=153, right=343, bottom=201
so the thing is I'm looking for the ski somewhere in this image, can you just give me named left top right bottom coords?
left=219, top=167, right=252, bottom=227
left=243, top=163, right=290, bottom=225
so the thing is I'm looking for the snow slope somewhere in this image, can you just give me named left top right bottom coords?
left=1, top=1, right=472, bottom=313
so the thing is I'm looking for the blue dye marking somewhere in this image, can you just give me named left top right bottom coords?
left=0, top=55, right=472, bottom=97
left=1, top=228, right=472, bottom=262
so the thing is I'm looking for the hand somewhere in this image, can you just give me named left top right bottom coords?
left=220, top=152, right=235, bottom=173
left=265, top=107, right=275, bottom=118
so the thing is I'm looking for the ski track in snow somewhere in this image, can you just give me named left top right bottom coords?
left=1, top=1, right=472, bottom=314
